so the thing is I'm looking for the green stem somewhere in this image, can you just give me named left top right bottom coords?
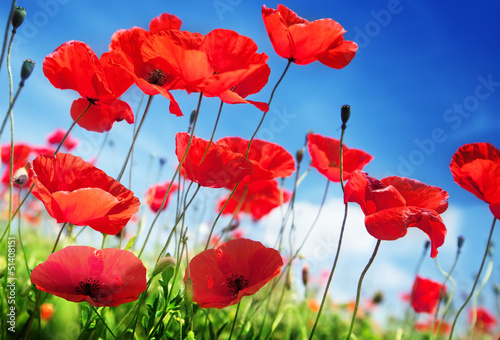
left=345, top=240, right=382, bottom=340
left=0, top=0, right=16, bottom=73
left=228, top=301, right=242, bottom=340
left=448, top=217, right=497, bottom=340
left=117, top=95, right=153, bottom=182
left=91, top=305, right=116, bottom=339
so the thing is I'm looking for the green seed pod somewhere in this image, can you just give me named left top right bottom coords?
left=21, top=59, right=35, bottom=83
left=341, top=105, right=351, bottom=127
left=12, top=7, right=27, bottom=30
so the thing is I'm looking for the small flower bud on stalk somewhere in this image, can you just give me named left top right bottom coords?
left=184, top=277, right=194, bottom=305
left=20, top=59, right=35, bottom=86
left=341, top=105, right=351, bottom=129
left=302, top=263, right=309, bottom=287
left=152, top=255, right=177, bottom=277
left=372, top=291, right=383, bottom=305
left=296, top=149, right=304, bottom=164
left=457, top=235, right=465, bottom=253
left=11, top=7, right=27, bottom=31
left=14, top=167, right=28, bottom=186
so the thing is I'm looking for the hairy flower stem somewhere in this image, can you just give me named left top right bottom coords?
left=117, top=95, right=153, bottom=182
left=345, top=240, right=382, bottom=339
left=448, top=217, right=497, bottom=339
left=309, top=115, right=348, bottom=340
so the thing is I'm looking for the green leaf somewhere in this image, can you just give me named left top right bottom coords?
left=124, top=235, right=136, bottom=251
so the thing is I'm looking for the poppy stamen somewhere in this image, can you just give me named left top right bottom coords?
left=146, top=69, right=166, bottom=86
left=226, top=274, right=249, bottom=297
left=76, top=278, right=101, bottom=300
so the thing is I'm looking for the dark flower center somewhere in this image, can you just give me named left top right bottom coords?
left=146, top=69, right=166, bottom=86
left=226, top=274, right=249, bottom=297
left=76, top=278, right=101, bottom=300
left=87, top=97, right=99, bottom=105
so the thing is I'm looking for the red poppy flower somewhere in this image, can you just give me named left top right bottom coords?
left=415, top=318, right=451, bottom=335
left=31, top=246, right=147, bottom=307
left=1, top=143, right=34, bottom=186
left=104, top=13, right=184, bottom=116
left=175, top=132, right=254, bottom=188
left=28, top=153, right=140, bottom=235
left=262, top=5, right=357, bottom=68
left=185, top=238, right=283, bottom=308
left=217, top=137, right=295, bottom=183
left=43, top=41, right=134, bottom=132
left=141, top=29, right=270, bottom=110
left=469, top=306, right=498, bottom=333
left=410, top=276, right=446, bottom=313
left=344, top=171, right=448, bottom=257
left=145, top=181, right=179, bottom=213
left=218, top=179, right=291, bottom=220
left=40, top=303, right=55, bottom=321
left=450, top=142, right=500, bottom=219
left=46, top=128, right=79, bottom=151
left=307, top=133, right=373, bottom=182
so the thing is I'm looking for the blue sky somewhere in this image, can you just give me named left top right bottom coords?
left=2, top=0, right=500, bottom=330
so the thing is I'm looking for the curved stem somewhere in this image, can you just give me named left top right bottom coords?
left=345, top=240, right=382, bottom=340
left=117, top=95, right=153, bottom=182
left=448, top=217, right=497, bottom=339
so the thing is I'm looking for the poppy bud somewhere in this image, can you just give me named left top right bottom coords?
left=159, top=157, right=167, bottom=167
left=184, top=277, right=194, bottom=305
left=457, top=235, right=465, bottom=252
left=14, top=167, right=28, bottom=186
left=302, top=264, right=309, bottom=287
left=189, top=110, right=197, bottom=126
left=341, top=105, right=351, bottom=127
left=20, top=59, right=35, bottom=84
left=296, top=149, right=304, bottom=164
left=11, top=7, right=27, bottom=30
left=372, top=291, right=384, bottom=305
left=152, top=255, right=176, bottom=277
left=423, top=240, right=430, bottom=251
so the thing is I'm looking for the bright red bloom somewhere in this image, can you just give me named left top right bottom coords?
left=145, top=181, right=179, bottom=213
left=469, top=306, right=498, bottom=333
left=43, top=41, right=134, bottom=132
left=450, top=142, right=500, bottom=219
left=105, top=13, right=184, bottom=116
left=142, top=29, right=270, bottom=110
left=217, top=137, right=295, bottom=183
left=46, top=128, right=79, bottom=151
left=344, top=171, right=448, bottom=257
left=411, top=276, right=446, bottom=313
left=186, top=238, right=283, bottom=308
left=31, top=246, right=147, bottom=307
left=262, top=5, right=357, bottom=68
left=28, top=153, right=140, bottom=235
left=307, top=133, right=373, bottom=182
left=175, top=132, right=254, bottom=188
left=218, top=179, right=291, bottom=220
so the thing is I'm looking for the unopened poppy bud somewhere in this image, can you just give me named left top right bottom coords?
left=159, top=157, right=167, bottom=167
left=302, top=264, right=309, bottom=287
left=189, top=110, right=197, bottom=125
left=11, top=7, right=27, bottom=30
left=152, top=255, right=176, bottom=277
left=372, top=291, right=383, bottom=305
left=14, top=167, right=28, bottom=186
left=341, top=105, right=351, bottom=127
left=457, top=235, right=465, bottom=251
left=424, top=240, right=430, bottom=251
left=185, top=277, right=194, bottom=305
left=296, top=149, right=304, bottom=164
left=225, top=219, right=239, bottom=232
left=20, top=59, right=35, bottom=83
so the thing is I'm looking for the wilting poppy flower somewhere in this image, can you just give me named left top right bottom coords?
left=262, top=4, right=357, bottom=68
left=307, top=133, right=373, bottom=182
left=218, top=179, right=291, bottom=220
left=217, top=137, right=295, bottom=183
left=469, top=306, right=498, bottom=333
left=142, top=29, right=270, bottom=111
left=410, top=276, right=446, bottom=313
left=31, top=246, right=147, bottom=307
left=145, top=181, right=179, bottom=213
left=28, top=153, right=140, bottom=235
left=43, top=41, right=134, bottom=132
left=450, top=142, right=500, bottom=219
left=46, top=128, right=79, bottom=151
left=344, top=171, right=448, bottom=257
left=175, top=132, right=254, bottom=188
left=185, top=238, right=283, bottom=308
left=105, top=13, right=184, bottom=116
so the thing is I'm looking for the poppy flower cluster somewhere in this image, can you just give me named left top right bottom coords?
left=31, top=246, right=147, bottom=307
left=186, top=238, right=283, bottom=308
left=344, top=171, right=449, bottom=257
left=450, top=142, right=500, bottom=219
left=28, top=153, right=140, bottom=235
